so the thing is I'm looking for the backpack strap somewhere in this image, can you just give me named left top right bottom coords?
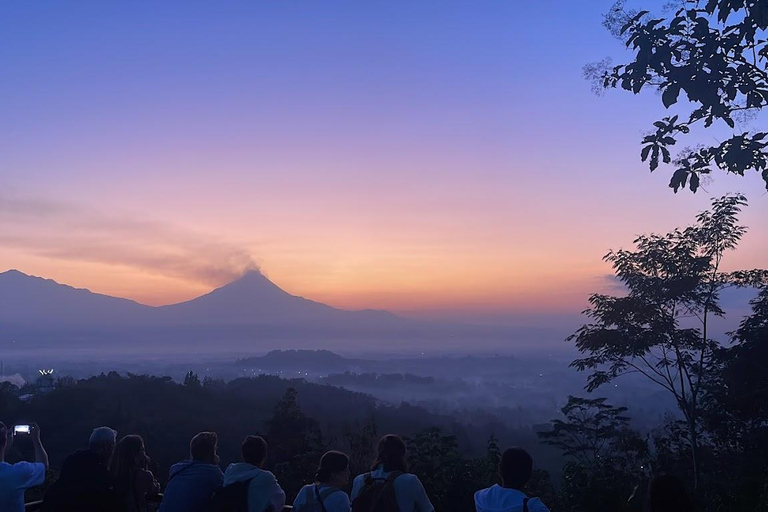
left=313, top=485, right=329, bottom=512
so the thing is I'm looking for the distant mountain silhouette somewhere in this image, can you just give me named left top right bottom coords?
left=236, top=349, right=361, bottom=373
left=0, top=269, right=398, bottom=329
left=0, top=269, right=151, bottom=325
left=159, top=270, right=397, bottom=324
left=0, top=269, right=556, bottom=351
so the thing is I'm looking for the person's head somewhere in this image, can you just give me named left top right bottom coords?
left=647, top=475, right=694, bottom=512
left=315, top=450, right=350, bottom=487
left=190, top=431, right=220, bottom=465
left=111, top=435, right=148, bottom=483
left=89, top=426, right=117, bottom=465
left=498, top=447, right=533, bottom=490
left=371, top=434, right=408, bottom=473
left=241, top=436, right=268, bottom=468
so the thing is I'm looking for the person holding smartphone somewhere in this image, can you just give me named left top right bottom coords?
left=0, top=421, right=49, bottom=512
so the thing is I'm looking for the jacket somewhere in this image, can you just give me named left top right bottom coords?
left=222, top=463, right=286, bottom=512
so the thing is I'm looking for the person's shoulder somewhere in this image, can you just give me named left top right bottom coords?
left=397, top=472, right=422, bottom=483
left=197, top=462, right=224, bottom=476
left=324, top=490, right=351, bottom=511
left=261, top=468, right=277, bottom=478
left=256, top=468, right=280, bottom=484
left=325, top=487, right=350, bottom=502
left=474, top=484, right=494, bottom=498
left=169, top=460, right=190, bottom=473
left=528, top=497, right=551, bottom=512
left=293, top=484, right=312, bottom=503
left=352, top=472, right=368, bottom=484
left=296, top=484, right=313, bottom=494
left=7, top=461, right=45, bottom=483
left=208, top=464, right=225, bottom=478
left=9, top=460, right=44, bottom=473
left=394, top=472, right=425, bottom=489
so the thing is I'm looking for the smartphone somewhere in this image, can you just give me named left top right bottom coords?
left=13, top=425, right=31, bottom=435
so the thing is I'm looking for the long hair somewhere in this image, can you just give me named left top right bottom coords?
left=111, top=435, right=146, bottom=494
left=370, top=434, right=407, bottom=472
left=315, top=451, right=349, bottom=483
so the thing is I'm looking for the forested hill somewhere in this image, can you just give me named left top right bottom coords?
left=0, top=372, right=550, bottom=507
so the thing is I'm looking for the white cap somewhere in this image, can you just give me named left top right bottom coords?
left=89, top=426, right=117, bottom=446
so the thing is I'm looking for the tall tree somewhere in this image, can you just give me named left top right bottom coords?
left=537, top=396, right=636, bottom=467
left=569, top=195, right=766, bottom=487
left=700, top=286, right=768, bottom=509
left=342, top=416, right=378, bottom=476
left=592, top=0, right=768, bottom=192
left=538, top=396, right=648, bottom=512
left=265, top=387, right=325, bottom=499
left=406, top=428, right=464, bottom=511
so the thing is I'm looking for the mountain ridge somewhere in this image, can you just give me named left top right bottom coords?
left=0, top=268, right=398, bottom=326
left=0, top=269, right=553, bottom=352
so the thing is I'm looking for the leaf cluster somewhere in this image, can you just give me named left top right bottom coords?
left=598, top=0, right=768, bottom=191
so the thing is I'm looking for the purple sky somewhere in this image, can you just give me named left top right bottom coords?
left=1, top=0, right=766, bottom=325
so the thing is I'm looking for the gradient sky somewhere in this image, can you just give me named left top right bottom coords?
left=1, top=0, right=766, bottom=324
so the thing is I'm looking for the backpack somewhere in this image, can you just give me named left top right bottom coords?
left=351, top=471, right=402, bottom=512
left=211, top=478, right=254, bottom=512
left=294, top=484, right=342, bottom=512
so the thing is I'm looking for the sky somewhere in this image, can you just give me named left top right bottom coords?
left=1, top=0, right=766, bottom=325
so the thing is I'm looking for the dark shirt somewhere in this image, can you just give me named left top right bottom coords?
left=42, top=449, right=116, bottom=512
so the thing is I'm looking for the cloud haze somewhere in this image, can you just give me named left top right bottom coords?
left=0, top=193, right=258, bottom=286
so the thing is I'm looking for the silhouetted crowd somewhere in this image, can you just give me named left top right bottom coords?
left=1, top=421, right=695, bottom=512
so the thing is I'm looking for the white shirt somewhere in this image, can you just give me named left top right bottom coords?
left=474, top=484, right=550, bottom=512
left=0, top=461, right=46, bottom=512
left=351, top=467, right=434, bottom=512
left=293, top=484, right=350, bottom=512
left=222, top=463, right=285, bottom=512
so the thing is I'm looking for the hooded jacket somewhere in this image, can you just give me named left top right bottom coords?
left=159, top=460, right=224, bottom=512
left=222, top=463, right=285, bottom=512
left=474, top=485, right=550, bottom=512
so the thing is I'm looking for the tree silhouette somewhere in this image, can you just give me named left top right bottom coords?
left=342, top=415, right=378, bottom=476
left=265, top=387, right=325, bottom=500
left=569, top=194, right=767, bottom=488
left=591, top=0, right=768, bottom=192
left=538, top=396, right=648, bottom=512
left=538, top=396, right=633, bottom=466
left=699, top=287, right=768, bottom=509
left=183, top=371, right=201, bottom=388
left=406, top=428, right=497, bottom=512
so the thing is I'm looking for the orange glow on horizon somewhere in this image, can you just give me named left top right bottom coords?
left=1, top=243, right=607, bottom=316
